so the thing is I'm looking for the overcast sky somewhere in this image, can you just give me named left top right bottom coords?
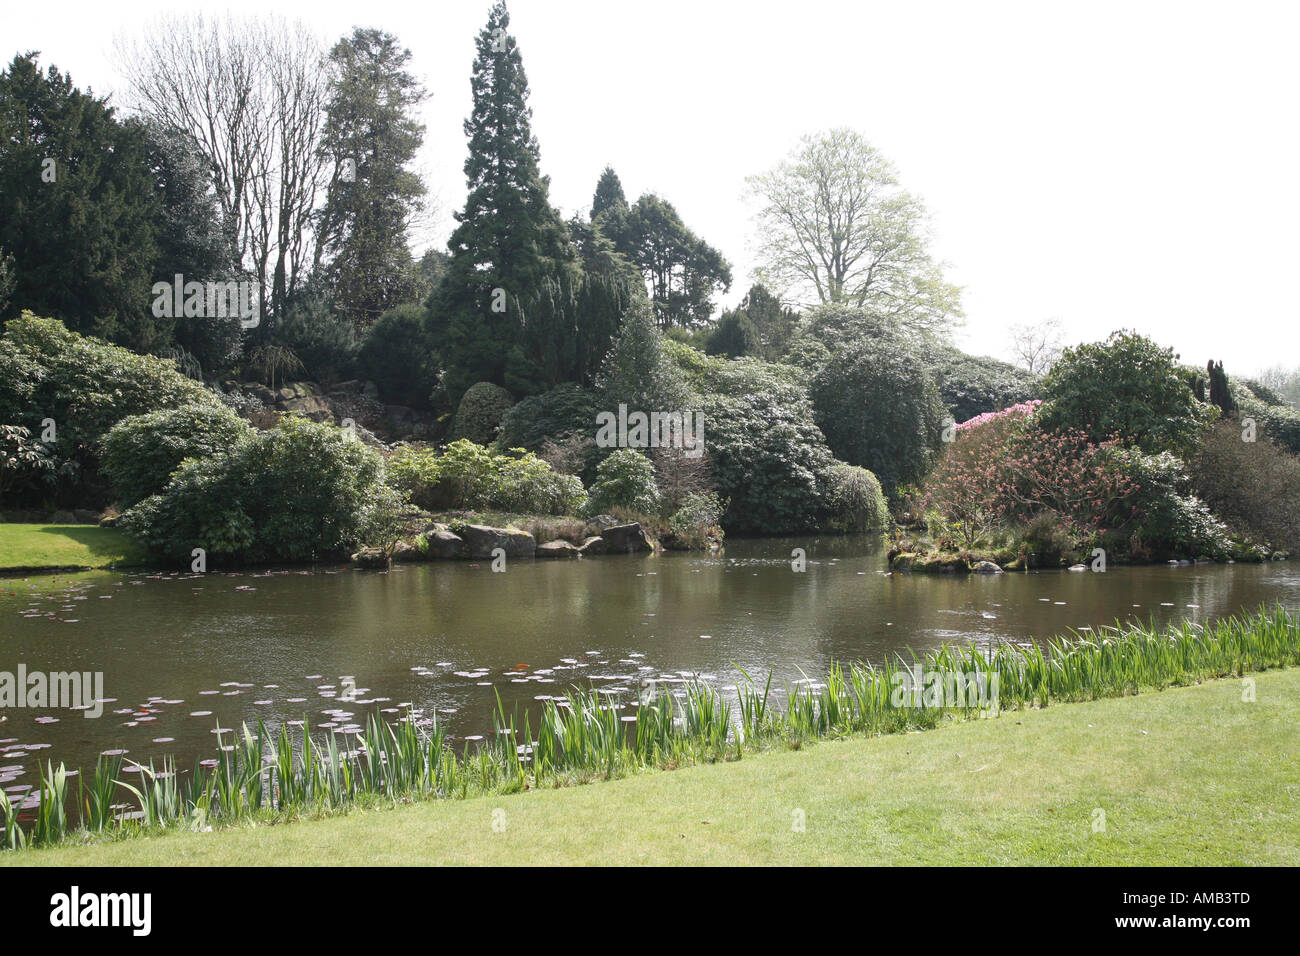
left=9, top=0, right=1298, bottom=373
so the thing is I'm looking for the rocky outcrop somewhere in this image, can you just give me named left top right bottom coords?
left=577, top=535, right=607, bottom=556
left=458, top=524, right=536, bottom=560
left=391, top=541, right=424, bottom=563
left=600, top=522, right=653, bottom=554
left=972, top=560, right=1003, bottom=574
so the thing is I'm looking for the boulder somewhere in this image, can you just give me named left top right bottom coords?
left=352, top=547, right=390, bottom=570
left=423, top=530, right=467, bottom=559
left=973, top=560, right=1004, bottom=574
left=391, top=541, right=424, bottom=563
left=459, top=524, right=536, bottom=560
left=600, top=522, right=652, bottom=554
left=536, top=539, right=580, bottom=558
left=1067, top=563, right=1088, bottom=572
left=577, top=535, right=607, bottom=556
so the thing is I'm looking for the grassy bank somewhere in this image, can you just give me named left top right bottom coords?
left=0, top=523, right=149, bottom=572
left=9, top=666, right=1299, bottom=866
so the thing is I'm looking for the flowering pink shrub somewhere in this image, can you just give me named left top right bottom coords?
left=924, top=401, right=1140, bottom=548
left=955, top=399, right=1042, bottom=434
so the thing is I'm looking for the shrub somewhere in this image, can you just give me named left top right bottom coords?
left=121, top=416, right=390, bottom=564
left=924, top=346, right=1042, bottom=423
left=824, top=464, right=889, bottom=533
left=387, top=440, right=584, bottom=516
left=585, top=448, right=660, bottom=516
left=492, top=450, right=587, bottom=515
left=668, top=491, right=726, bottom=548
left=495, top=383, right=601, bottom=453
left=274, top=296, right=359, bottom=385
left=100, top=403, right=253, bottom=508
left=0, top=314, right=222, bottom=505
left=922, top=402, right=1038, bottom=547
left=1102, top=447, right=1230, bottom=560
left=1190, top=419, right=1300, bottom=551
left=356, top=304, right=434, bottom=407
left=1039, top=330, right=1209, bottom=454
left=811, top=333, right=946, bottom=493
left=0, top=424, right=56, bottom=498
left=451, top=382, right=515, bottom=445
left=1233, top=385, right=1300, bottom=456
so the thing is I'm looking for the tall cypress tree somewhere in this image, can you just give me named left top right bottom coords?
left=591, top=166, right=627, bottom=218
left=429, top=1, right=579, bottom=400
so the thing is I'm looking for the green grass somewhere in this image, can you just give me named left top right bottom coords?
left=8, top=666, right=1298, bottom=866
left=0, top=523, right=148, bottom=571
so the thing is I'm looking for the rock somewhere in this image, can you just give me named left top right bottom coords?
left=600, top=522, right=653, bottom=554
left=277, top=386, right=297, bottom=402
left=362, top=381, right=380, bottom=401
left=423, top=530, right=467, bottom=559
left=99, top=514, right=120, bottom=528
left=352, top=547, right=390, bottom=570
left=585, top=514, right=620, bottom=533
left=536, top=539, right=580, bottom=558
left=577, top=535, right=607, bottom=556
left=1067, top=563, right=1088, bottom=572
left=973, top=560, right=1004, bottom=574
left=391, top=541, right=424, bottom=563
left=458, top=524, right=536, bottom=560
left=280, top=396, right=334, bottom=422
left=73, top=508, right=100, bottom=524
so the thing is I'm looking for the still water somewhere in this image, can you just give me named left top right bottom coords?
left=3, top=536, right=1298, bottom=799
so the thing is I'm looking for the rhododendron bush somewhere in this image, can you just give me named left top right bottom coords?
left=923, top=401, right=1141, bottom=548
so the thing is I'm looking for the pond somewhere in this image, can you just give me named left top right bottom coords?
left=2, top=535, right=1299, bottom=803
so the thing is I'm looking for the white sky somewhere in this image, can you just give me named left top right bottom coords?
left=8, top=0, right=1299, bottom=373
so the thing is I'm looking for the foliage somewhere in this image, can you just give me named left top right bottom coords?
left=496, top=383, right=600, bottom=452
left=100, top=403, right=253, bottom=509
left=273, top=293, right=359, bottom=385
left=811, top=331, right=946, bottom=493
left=315, top=28, right=427, bottom=328
left=427, top=2, right=581, bottom=398
left=824, top=464, right=889, bottom=533
left=356, top=303, right=434, bottom=407
left=451, top=382, right=515, bottom=445
left=921, top=403, right=1037, bottom=547
left=1233, top=384, right=1300, bottom=456
left=0, top=54, right=166, bottom=351
left=1105, top=447, right=1232, bottom=560
left=667, top=491, right=726, bottom=548
left=0, top=314, right=222, bottom=505
left=585, top=448, right=660, bottom=516
left=595, top=301, right=690, bottom=413
left=1039, top=330, right=1209, bottom=454
left=388, top=439, right=583, bottom=515
left=597, top=192, right=732, bottom=328
left=1190, top=419, right=1300, bottom=552
left=925, top=345, right=1041, bottom=423
left=0, top=424, right=56, bottom=498
left=121, top=416, right=390, bottom=564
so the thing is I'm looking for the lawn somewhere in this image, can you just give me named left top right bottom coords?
left=9, top=667, right=1298, bottom=866
left=0, top=523, right=149, bottom=572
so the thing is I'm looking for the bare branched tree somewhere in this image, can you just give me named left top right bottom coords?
left=1008, top=318, right=1065, bottom=376
left=115, top=14, right=327, bottom=326
left=745, top=128, right=962, bottom=333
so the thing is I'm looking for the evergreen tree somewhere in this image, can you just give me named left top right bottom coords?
left=428, top=1, right=579, bottom=400
left=591, top=165, right=627, bottom=218
left=0, top=54, right=164, bottom=351
left=316, top=28, right=428, bottom=329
